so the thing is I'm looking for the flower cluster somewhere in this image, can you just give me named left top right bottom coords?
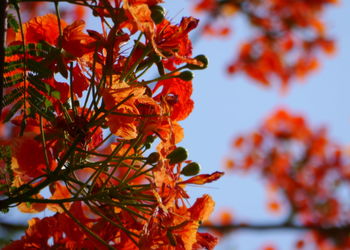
left=192, top=0, right=336, bottom=90
left=225, top=109, right=350, bottom=249
left=0, top=1, right=222, bottom=248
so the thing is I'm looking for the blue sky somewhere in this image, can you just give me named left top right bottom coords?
left=164, top=0, right=350, bottom=249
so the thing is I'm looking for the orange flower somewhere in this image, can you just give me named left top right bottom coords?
left=18, top=193, right=47, bottom=213
left=13, top=14, right=94, bottom=59
left=11, top=132, right=54, bottom=181
left=195, top=0, right=337, bottom=89
left=219, top=210, right=233, bottom=225
left=179, top=171, right=224, bottom=185
left=19, top=14, right=67, bottom=45
left=48, top=182, right=72, bottom=213
left=264, top=109, right=311, bottom=140
left=61, top=20, right=95, bottom=58
left=155, top=17, right=200, bottom=68
left=267, top=200, right=281, bottom=214
left=122, top=0, right=154, bottom=35
left=72, top=64, right=89, bottom=97
left=139, top=195, right=217, bottom=249
left=189, top=194, right=215, bottom=222
left=228, top=108, right=349, bottom=239
left=262, top=244, right=277, bottom=250
left=4, top=202, right=104, bottom=249
left=102, top=81, right=147, bottom=139
left=153, top=77, right=194, bottom=121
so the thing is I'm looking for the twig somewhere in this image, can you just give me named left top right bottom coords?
left=0, top=221, right=27, bottom=231
left=201, top=223, right=350, bottom=234
left=0, top=0, right=8, bottom=116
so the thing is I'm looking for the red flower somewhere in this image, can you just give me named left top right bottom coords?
left=153, top=77, right=194, bottom=121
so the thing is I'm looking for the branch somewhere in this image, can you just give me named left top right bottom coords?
left=0, top=221, right=27, bottom=231
left=201, top=223, right=350, bottom=234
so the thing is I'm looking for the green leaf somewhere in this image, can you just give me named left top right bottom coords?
left=27, top=98, right=55, bottom=121
left=4, top=60, right=24, bottom=73
left=44, top=98, right=53, bottom=108
left=2, top=87, right=24, bottom=107
left=51, top=90, right=61, bottom=100
left=4, top=98, right=24, bottom=122
left=7, top=13, right=19, bottom=32
left=3, top=41, right=60, bottom=128
left=27, top=59, right=52, bottom=78
left=5, top=42, right=55, bottom=57
left=27, top=85, right=45, bottom=101
left=4, top=73, right=23, bottom=87
left=27, top=42, right=54, bottom=57
left=27, top=74, right=50, bottom=94
left=5, top=44, right=23, bottom=57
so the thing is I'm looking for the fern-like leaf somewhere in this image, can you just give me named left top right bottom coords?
left=3, top=42, right=62, bottom=123
left=2, top=87, right=24, bottom=107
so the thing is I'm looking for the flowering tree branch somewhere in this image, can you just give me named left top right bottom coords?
left=201, top=223, right=350, bottom=233
left=0, top=1, right=223, bottom=248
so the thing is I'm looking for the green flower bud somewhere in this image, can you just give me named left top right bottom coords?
left=150, top=54, right=161, bottom=63
left=181, top=162, right=201, bottom=176
left=146, top=135, right=156, bottom=144
left=186, top=55, right=209, bottom=70
left=146, top=152, right=160, bottom=164
left=178, top=71, right=194, bottom=81
left=166, top=147, right=188, bottom=165
left=144, top=143, right=151, bottom=150
left=151, top=5, right=165, bottom=24
left=101, top=121, right=109, bottom=129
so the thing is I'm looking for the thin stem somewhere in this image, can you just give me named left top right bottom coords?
left=69, top=62, right=78, bottom=117
left=75, top=148, right=146, bottom=160
left=82, top=47, right=98, bottom=118
left=120, top=32, right=143, bottom=81
left=88, top=141, right=125, bottom=193
left=0, top=131, right=84, bottom=210
left=84, top=201, right=140, bottom=244
left=54, top=0, right=63, bottom=45
left=134, top=65, right=187, bottom=86
left=14, top=4, right=27, bottom=134
left=91, top=132, right=113, bottom=151
left=0, top=221, right=27, bottom=231
left=124, top=47, right=152, bottom=82
left=87, top=93, right=134, bottom=128
left=101, top=134, right=143, bottom=191
left=60, top=204, right=113, bottom=249
left=39, top=115, right=51, bottom=171
left=21, top=195, right=98, bottom=204
left=0, top=0, right=7, bottom=116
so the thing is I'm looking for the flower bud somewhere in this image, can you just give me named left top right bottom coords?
left=178, top=71, right=194, bottom=81
left=187, top=55, right=209, bottom=70
left=101, top=121, right=109, bottom=129
left=151, top=5, right=165, bottom=24
left=145, top=135, right=156, bottom=144
left=144, top=143, right=151, bottom=149
left=146, top=152, right=160, bottom=164
left=166, top=147, right=188, bottom=165
left=150, top=53, right=161, bottom=63
left=181, top=162, right=201, bottom=176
